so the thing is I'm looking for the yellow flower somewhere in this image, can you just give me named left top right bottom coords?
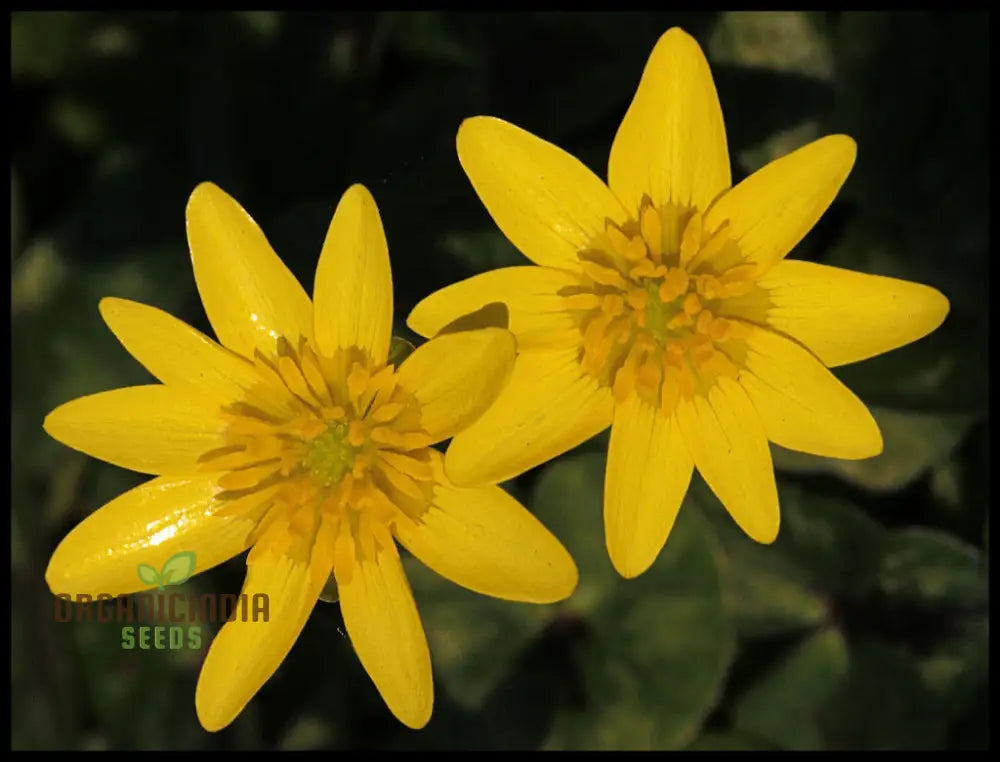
left=408, top=28, right=950, bottom=578
left=43, top=183, right=578, bottom=731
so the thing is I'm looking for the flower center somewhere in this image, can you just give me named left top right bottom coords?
left=562, top=196, right=757, bottom=412
left=304, top=422, right=357, bottom=487
left=196, top=338, right=436, bottom=582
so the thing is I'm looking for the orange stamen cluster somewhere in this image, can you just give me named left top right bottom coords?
left=564, top=197, right=756, bottom=412
left=197, top=337, right=434, bottom=582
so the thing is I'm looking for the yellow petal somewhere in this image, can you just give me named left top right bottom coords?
left=99, top=297, right=266, bottom=406
left=753, top=260, right=951, bottom=367
left=45, top=475, right=262, bottom=597
left=677, top=378, right=779, bottom=543
left=337, top=543, right=432, bottom=729
left=457, top=116, right=629, bottom=271
left=313, top=184, right=393, bottom=366
left=608, top=27, right=730, bottom=215
left=605, top=395, right=693, bottom=579
left=196, top=530, right=334, bottom=732
left=407, top=266, right=582, bottom=351
left=44, top=386, right=226, bottom=475
left=186, top=182, right=313, bottom=358
left=445, top=348, right=614, bottom=485
left=395, top=452, right=577, bottom=602
left=704, top=135, right=856, bottom=272
left=396, top=327, right=516, bottom=444
left=737, top=322, right=883, bottom=459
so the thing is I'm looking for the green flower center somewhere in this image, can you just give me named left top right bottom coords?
left=643, top=279, right=684, bottom=345
left=304, top=422, right=357, bottom=487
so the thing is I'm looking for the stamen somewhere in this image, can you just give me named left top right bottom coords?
left=679, top=211, right=703, bottom=266
left=581, top=260, right=628, bottom=288
left=563, top=293, right=603, bottom=311
left=321, top=405, right=346, bottom=422
left=626, top=288, right=648, bottom=311
left=605, top=224, right=632, bottom=257
left=630, top=261, right=667, bottom=280
left=602, top=293, right=625, bottom=316
left=378, top=459, right=426, bottom=501
left=378, top=450, right=433, bottom=481
left=695, top=309, right=715, bottom=335
left=683, top=293, right=702, bottom=316
left=346, top=363, right=370, bottom=406
left=695, top=274, right=722, bottom=300
left=371, top=402, right=404, bottom=423
left=623, top=236, right=647, bottom=263
left=687, top=221, right=731, bottom=271
left=658, top=268, right=690, bottom=302
left=347, top=420, right=366, bottom=447
left=218, top=463, right=279, bottom=491
left=640, top=205, right=663, bottom=260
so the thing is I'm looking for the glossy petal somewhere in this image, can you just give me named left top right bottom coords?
left=407, top=266, right=582, bottom=351
left=396, top=327, right=516, bottom=444
left=186, top=182, right=313, bottom=358
left=677, top=378, right=779, bottom=543
left=609, top=27, right=730, bottom=215
left=446, top=348, right=614, bottom=485
left=704, top=135, right=856, bottom=272
left=395, top=453, right=577, bottom=602
left=737, top=322, right=883, bottom=459
left=196, top=524, right=334, bottom=732
left=754, top=260, right=951, bottom=367
left=457, top=116, right=629, bottom=271
left=337, top=543, right=432, bottom=729
left=45, top=476, right=262, bottom=597
left=99, top=297, right=268, bottom=407
left=605, top=395, right=693, bottom=578
left=313, top=184, right=393, bottom=365
left=43, top=386, right=226, bottom=476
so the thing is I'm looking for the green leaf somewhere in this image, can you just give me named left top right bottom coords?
left=772, top=407, right=976, bottom=491
left=721, top=553, right=829, bottom=638
left=159, top=551, right=197, bottom=587
left=387, top=336, right=416, bottom=368
left=920, top=615, right=988, bottom=730
left=695, top=479, right=886, bottom=598
left=878, top=528, right=986, bottom=609
left=778, top=485, right=887, bottom=596
left=529, top=454, right=619, bottom=617
left=708, top=12, right=833, bottom=80
left=403, top=556, right=546, bottom=709
left=136, top=564, right=160, bottom=587
left=824, top=642, right=945, bottom=749
left=696, top=484, right=829, bottom=637
left=733, top=627, right=848, bottom=750
left=535, top=454, right=733, bottom=750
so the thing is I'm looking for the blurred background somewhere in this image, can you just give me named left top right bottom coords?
left=11, top=11, right=989, bottom=750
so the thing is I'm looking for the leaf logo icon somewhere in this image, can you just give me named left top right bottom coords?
left=137, top=563, right=161, bottom=587
left=136, top=551, right=197, bottom=590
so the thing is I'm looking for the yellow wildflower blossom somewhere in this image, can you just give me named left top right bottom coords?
left=44, top=183, right=577, bottom=730
left=408, top=28, right=949, bottom=578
